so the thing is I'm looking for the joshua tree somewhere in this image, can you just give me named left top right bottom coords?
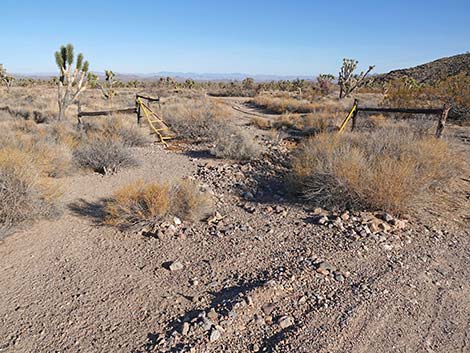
left=97, top=70, right=116, bottom=109
left=317, top=74, right=335, bottom=95
left=338, top=59, right=374, bottom=99
left=54, top=43, right=90, bottom=120
left=0, top=64, right=14, bottom=91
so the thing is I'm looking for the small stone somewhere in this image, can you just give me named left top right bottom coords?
left=181, top=322, right=190, bottom=336
left=173, top=217, right=182, bottom=226
left=169, top=261, right=184, bottom=271
left=245, top=296, right=254, bottom=306
left=243, top=192, right=255, bottom=200
left=334, top=273, right=345, bottom=282
left=209, top=327, right=221, bottom=342
left=262, top=303, right=275, bottom=315
left=201, top=317, right=214, bottom=331
left=340, top=212, right=350, bottom=221
left=313, top=215, right=329, bottom=225
left=278, top=316, right=294, bottom=329
left=317, top=261, right=336, bottom=275
left=207, top=308, right=218, bottom=320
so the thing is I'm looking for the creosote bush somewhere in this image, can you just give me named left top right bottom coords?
left=211, top=124, right=263, bottom=160
left=291, top=127, right=461, bottom=214
left=73, top=138, right=138, bottom=174
left=104, top=179, right=212, bottom=228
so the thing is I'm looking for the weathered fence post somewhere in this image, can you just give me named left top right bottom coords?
left=351, top=99, right=359, bottom=131
left=435, top=104, right=451, bottom=139
left=77, top=101, right=82, bottom=126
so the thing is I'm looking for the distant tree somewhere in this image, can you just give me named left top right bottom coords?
left=242, top=77, right=255, bottom=91
left=54, top=43, right=90, bottom=120
left=338, top=59, right=374, bottom=99
left=98, top=70, right=116, bottom=109
left=317, top=74, right=335, bottom=95
left=184, top=79, right=195, bottom=89
left=0, top=64, right=14, bottom=91
left=292, top=78, right=307, bottom=95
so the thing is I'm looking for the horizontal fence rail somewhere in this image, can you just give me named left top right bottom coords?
left=357, top=107, right=444, bottom=115
left=77, top=107, right=137, bottom=118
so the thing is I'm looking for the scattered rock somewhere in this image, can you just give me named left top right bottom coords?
left=262, top=303, right=275, bottom=316
left=173, top=217, right=182, bottom=226
left=207, top=308, right=218, bottom=320
left=316, top=261, right=336, bottom=275
left=277, top=316, right=294, bottom=329
left=209, top=327, right=221, bottom=342
left=181, top=322, right=190, bottom=336
left=168, top=261, right=184, bottom=271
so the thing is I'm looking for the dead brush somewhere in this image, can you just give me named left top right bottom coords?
left=162, top=97, right=229, bottom=141
left=0, top=147, right=59, bottom=231
left=250, top=116, right=272, bottom=129
left=250, top=95, right=318, bottom=114
left=73, top=137, right=138, bottom=175
left=210, top=124, right=263, bottom=160
left=0, top=126, right=74, bottom=178
left=291, top=127, right=462, bottom=214
left=104, top=179, right=213, bottom=228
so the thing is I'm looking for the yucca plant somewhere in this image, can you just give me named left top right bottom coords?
left=338, top=58, right=374, bottom=99
left=0, top=64, right=14, bottom=91
left=98, top=70, right=116, bottom=110
left=54, top=43, right=90, bottom=120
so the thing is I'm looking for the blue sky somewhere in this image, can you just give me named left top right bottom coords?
left=1, top=0, right=469, bottom=75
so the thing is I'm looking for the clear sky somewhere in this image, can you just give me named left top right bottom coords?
left=1, top=0, right=469, bottom=76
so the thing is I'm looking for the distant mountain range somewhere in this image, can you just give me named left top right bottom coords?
left=13, top=71, right=315, bottom=82
left=13, top=53, right=470, bottom=83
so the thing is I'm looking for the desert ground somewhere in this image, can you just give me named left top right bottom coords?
left=0, top=77, right=469, bottom=353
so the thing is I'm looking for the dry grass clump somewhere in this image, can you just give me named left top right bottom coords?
left=162, top=98, right=229, bottom=141
left=291, top=127, right=461, bottom=214
left=250, top=95, right=318, bottom=114
left=250, top=116, right=272, bottom=129
left=0, top=148, right=58, bottom=231
left=211, top=124, right=263, bottom=160
left=73, top=137, right=138, bottom=175
left=78, top=117, right=150, bottom=147
left=97, top=117, right=150, bottom=147
left=104, top=179, right=212, bottom=228
left=0, top=125, right=74, bottom=178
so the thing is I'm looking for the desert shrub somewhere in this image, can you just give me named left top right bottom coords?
left=250, top=95, right=317, bottom=114
left=78, top=118, right=150, bottom=147
left=162, top=98, right=229, bottom=141
left=73, top=138, right=138, bottom=174
left=99, top=118, right=150, bottom=147
left=291, top=127, right=461, bottom=214
left=104, top=179, right=212, bottom=228
left=210, top=124, right=263, bottom=160
left=250, top=116, right=271, bottom=129
left=0, top=128, right=74, bottom=178
left=0, top=148, right=58, bottom=231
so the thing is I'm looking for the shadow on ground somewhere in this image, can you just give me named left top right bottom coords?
left=68, top=198, right=109, bottom=224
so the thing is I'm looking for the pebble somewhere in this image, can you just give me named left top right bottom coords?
left=278, top=316, right=294, bottom=329
left=209, top=327, right=221, bottom=342
left=169, top=261, right=184, bottom=271
left=181, top=322, right=190, bottom=336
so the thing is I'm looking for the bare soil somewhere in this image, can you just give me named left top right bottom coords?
left=1, top=101, right=469, bottom=353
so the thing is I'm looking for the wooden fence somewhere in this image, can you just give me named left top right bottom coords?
left=76, top=94, right=161, bottom=125
left=343, top=99, right=451, bottom=138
